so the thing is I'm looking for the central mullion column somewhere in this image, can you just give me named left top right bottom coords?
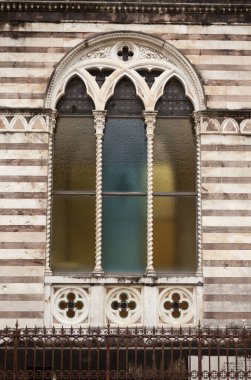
left=93, top=110, right=107, bottom=275
left=144, top=111, right=157, bottom=276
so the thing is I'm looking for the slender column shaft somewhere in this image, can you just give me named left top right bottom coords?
left=93, top=111, right=107, bottom=275
left=144, top=111, right=157, bottom=276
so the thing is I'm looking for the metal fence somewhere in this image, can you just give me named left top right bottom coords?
left=0, top=324, right=250, bottom=379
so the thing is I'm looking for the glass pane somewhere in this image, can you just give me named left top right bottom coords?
left=53, top=117, right=96, bottom=191
left=153, top=118, right=196, bottom=192
left=51, top=196, right=95, bottom=272
left=153, top=196, right=196, bottom=272
left=103, top=196, right=147, bottom=272
left=103, top=119, right=147, bottom=192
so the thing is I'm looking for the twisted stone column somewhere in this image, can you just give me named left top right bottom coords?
left=93, top=111, right=107, bottom=276
left=144, top=111, right=157, bottom=276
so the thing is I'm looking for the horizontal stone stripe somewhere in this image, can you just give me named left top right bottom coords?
left=0, top=93, right=44, bottom=99
left=203, top=226, right=251, bottom=233
left=201, top=145, right=251, bottom=151
left=203, top=250, right=251, bottom=261
left=0, top=276, right=43, bottom=283
left=0, top=99, right=43, bottom=108
left=0, top=215, right=46, bottom=225
left=203, top=233, right=251, bottom=244
left=0, top=143, right=48, bottom=150
left=0, top=183, right=47, bottom=192
left=202, top=193, right=251, bottom=200
left=0, top=208, right=46, bottom=215
left=203, top=267, right=251, bottom=277
left=0, top=61, right=55, bottom=68
left=204, top=284, right=251, bottom=293
left=0, top=232, right=46, bottom=242
left=0, top=159, right=48, bottom=166
left=0, top=311, right=43, bottom=318
left=201, top=161, right=251, bottom=167
left=204, top=277, right=251, bottom=284
left=204, top=302, right=251, bottom=312
left=0, top=166, right=47, bottom=176
left=208, top=101, right=251, bottom=109
left=202, top=243, right=251, bottom=250
left=204, top=79, right=251, bottom=86
left=0, top=259, right=44, bottom=266
left=0, top=46, right=68, bottom=53
left=0, top=294, right=43, bottom=301
left=202, top=216, right=251, bottom=226
left=0, top=226, right=45, bottom=232
left=0, top=283, right=43, bottom=294
left=208, top=95, right=251, bottom=102
left=203, top=210, right=251, bottom=216
left=182, top=49, right=251, bottom=56
left=199, top=64, right=251, bottom=70
left=204, top=312, right=251, bottom=319
left=203, top=199, right=251, bottom=210
left=0, top=249, right=44, bottom=259
left=0, top=242, right=45, bottom=249
left=0, top=199, right=47, bottom=208
left=201, top=153, right=251, bottom=162
left=188, top=55, right=251, bottom=65
left=203, top=260, right=251, bottom=267
left=0, top=134, right=48, bottom=144
left=173, top=40, right=251, bottom=50
left=0, top=151, right=48, bottom=160
left=0, top=319, right=43, bottom=328
left=0, top=176, right=47, bottom=182
left=204, top=294, right=251, bottom=301
left=0, top=300, right=44, bottom=311
left=202, top=177, right=251, bottom=183
left=202, top=184, right=251, bottom=194
left=205, top=87, right=251, bottom=96
left=0, top=266, right=44, bottom=276
left=202, top=167, right=251, bottom=177
left=0, top=77, right=47, bottom=84
left=200, top=135, right=251, bottom=145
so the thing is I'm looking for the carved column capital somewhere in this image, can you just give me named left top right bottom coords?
left=93, top=110, right=107, bottom=135
left=143, top=111, right=157, bottom=135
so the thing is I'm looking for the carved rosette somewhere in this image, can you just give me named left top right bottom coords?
left=52, top=287, right=89, bottom=325
left=106, top=287, right=142, bottom=325
left=159, top=287, right=195, bottom=326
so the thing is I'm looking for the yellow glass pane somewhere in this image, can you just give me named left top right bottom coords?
left=153, top=196, right=196, bottom=272
left=153, top=118, right=196, bottom=192
left=53, top=117, right=96, bottom=191
left=51, top=196, right=95, bottom=272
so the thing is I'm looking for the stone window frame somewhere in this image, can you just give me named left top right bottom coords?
left=45, top=32, right=206, bottom=280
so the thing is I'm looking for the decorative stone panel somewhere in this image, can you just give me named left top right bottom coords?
left=158, top=287, right=196, bottom=326
left=52, top=286, right=89, bottom=325
left=106, top=287, right=142, bottom=326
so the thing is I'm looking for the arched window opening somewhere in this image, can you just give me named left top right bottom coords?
left=51, top=76, right=96, bottom=272
left=102, top=78, right=147, bottom=272
left=153, top=77, right=196, bottom=272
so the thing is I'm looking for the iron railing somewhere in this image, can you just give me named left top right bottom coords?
left=0, top=324, right=250, bottom=379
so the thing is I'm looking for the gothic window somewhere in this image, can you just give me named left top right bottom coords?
left=51, top=71, right=196, bottom=275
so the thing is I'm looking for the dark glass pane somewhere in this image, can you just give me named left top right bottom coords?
left=103, top=119, right=147, bottom=192
left=106, top=77, right=143, bottom=116
left=56, top=75, right=94, bottom=115
left=156, top=77, right=193, bottom=116
left=87, top=68, right=114, bottom=88
left=51, top=196, right=95, bottom=272
left=137, top=69, right=163, bottom=88
left=153, top=196, right=196, bottom=272
left=53, top=117, right=96, bottom=191
left=102, top=196, right=147, bottom=272
left=153, top=118, right=196, bottom=192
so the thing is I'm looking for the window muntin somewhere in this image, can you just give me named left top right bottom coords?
left=51, top=73, right=197, bottom=275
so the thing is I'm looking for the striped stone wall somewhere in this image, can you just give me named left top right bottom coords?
left=199, top=113, right=251, bottom=327
left=0, top=23, right=251, bottom=109
left=0, top=112, right=53, bottom=327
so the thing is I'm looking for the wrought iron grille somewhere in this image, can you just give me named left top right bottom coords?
left=0, top=324, right=250, bottom=379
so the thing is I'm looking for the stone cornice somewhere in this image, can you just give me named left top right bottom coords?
left=0, top=1, right=250, bottom=24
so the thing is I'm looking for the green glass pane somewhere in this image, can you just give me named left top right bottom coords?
left=153, top=196, right=196, bottom=272
left=153, top=118, right=196, bottom=192
left=103, top=119, right=147, bottom=192
left=102, top=196, right=147, bottom=272
left=53, top=117, right=96, bottom=191
left=51, top=196, right=95, bottom=272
